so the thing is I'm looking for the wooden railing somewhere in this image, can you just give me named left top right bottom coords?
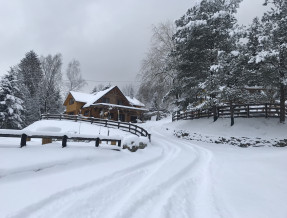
left=41, top=114, right=151, bottom=141
left=0, top=131, right=121, bottom=148
left=172, top=103, right=286, bottom=122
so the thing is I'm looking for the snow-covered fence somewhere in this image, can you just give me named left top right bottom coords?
left=0, top=129, right=121, bottom=148
left=172, top=103, right=285, bottom=122
left=41, top=114, right=151, bottom=142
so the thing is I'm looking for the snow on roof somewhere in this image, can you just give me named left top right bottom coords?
left=84, top=86, right=116, bottom=107
left=88, top=103, right=148, bottom=111
left=70, top=86, right=146, bottom=109
left=70, top=86, right=116, bottom=106
left=69, top=91, right=93, bottom=103
left=125, top=96, right=145, bottom=107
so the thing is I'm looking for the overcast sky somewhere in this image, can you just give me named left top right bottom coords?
left=0, top=0, right=268, bottom=93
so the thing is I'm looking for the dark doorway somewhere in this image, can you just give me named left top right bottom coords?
left=131, top=116, right=137, bottom=123
left=119, top=114, right=125, bottom=122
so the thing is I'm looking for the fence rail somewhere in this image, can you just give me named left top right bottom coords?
left=0, top=132, right=121, bottom=148
left=41, top=114, right=151, bottom=141
left=172, top=103, right=286, bottom=122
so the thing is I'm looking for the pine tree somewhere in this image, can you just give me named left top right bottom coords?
left=18, top=50, right=43, bottom=96
left=171, top=0, right=243, bottom=111
left=251, top=0, right=287, bottom=122
left=0, top=69, right=25, bottom=129
left=17, top=50, right=43, bottom=125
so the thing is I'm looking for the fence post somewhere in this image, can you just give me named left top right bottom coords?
left=247, top=105, right=250, bottom=118
left=213, top=106, right=218, bottom=122
left=105, top=120, right=108, bottom=127
left=20, top=134, right=27, bottom=147
left=230, top=103, right=234, bottom=126
left=265, top=103, right=268, bottom=118
left=118, top=140, right=121, bottom=147
left=148, top=134, right=151, bottom=142
left=95, top=138, right=100, bottom=147
left=129, top=123, right=131, bottom=132
left=135, top=126, right=137, bottom=134
left=91, top=117, right=94, bottom=124
left=62, top=135, right=68, bottom=148
left=118, top=122, right=120, bottom=129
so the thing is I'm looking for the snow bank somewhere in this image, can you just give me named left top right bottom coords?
left=168, top=117, right=287, bottom=139
left=24, top=120, right=130, bottom=139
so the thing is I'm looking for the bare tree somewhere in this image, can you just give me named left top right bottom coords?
left=66, top=59, right=86, bottom=92
left=138, top=21, right=176, bottom=110
left=122, top=84, right=135, bottom=98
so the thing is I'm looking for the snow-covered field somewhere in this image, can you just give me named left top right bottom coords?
left=1, top=117, right=287, bottom=218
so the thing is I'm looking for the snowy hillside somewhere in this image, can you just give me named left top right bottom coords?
left=0, top=117, right=287, bottom=218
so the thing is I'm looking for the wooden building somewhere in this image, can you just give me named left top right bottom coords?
left=63, top=86, right=147, bottom=122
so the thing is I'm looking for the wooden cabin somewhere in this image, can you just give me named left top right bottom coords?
left=63, top=86, right=147, bottom=122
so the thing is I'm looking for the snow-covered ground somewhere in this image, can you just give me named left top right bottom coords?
left=1, top=117, right=287, bottom=218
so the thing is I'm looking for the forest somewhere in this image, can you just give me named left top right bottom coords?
left=0, top=51, right=86, bottom=129
left=137, top=0, right=287, bottom=123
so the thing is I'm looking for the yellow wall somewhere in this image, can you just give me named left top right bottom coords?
left=64, top=94, right=85, bottom=115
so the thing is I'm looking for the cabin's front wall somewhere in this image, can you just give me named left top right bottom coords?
left=64, top=94, right=85, bottom=115
left=80, top=106, right=143, bottom=122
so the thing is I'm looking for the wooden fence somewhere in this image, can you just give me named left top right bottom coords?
left=172, top=103, right=286, bottom=122
left=0, top=132, right=121, bottom=148
left=41, top=114, right=151, bottom=141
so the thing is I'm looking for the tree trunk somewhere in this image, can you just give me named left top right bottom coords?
left=213, top=105, right=218, bottom=122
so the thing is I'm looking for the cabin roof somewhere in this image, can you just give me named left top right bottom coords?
left=68, top=86, right=145, bottom=108
left=125, top=96, right=145, bottom=107
left=84, top=86, right=116, bottom=107
left=86, top=103, right=148, bottom=111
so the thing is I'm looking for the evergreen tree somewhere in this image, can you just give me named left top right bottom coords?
left=0, top=69, right=25, bottom=129
left=40, top=54, right=63, bottom=114
left=250, top=0, right=287, bottom=122
left=17, top=50, right=43, bottom=125
left=18, top=50, right=43, bottom=96
left=171, top=0, right=243, bottom=110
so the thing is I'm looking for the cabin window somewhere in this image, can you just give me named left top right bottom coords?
left=69, top=98, right=74, bottom=105
left=69, top=112, right=74, bottom=115
left=102, top=98, right=110, bottom=103
left=110, top=113, right=114, bottom=119
left=84, top=110, right=89, bottom=116
left=117, top=99, right=123, bottom=105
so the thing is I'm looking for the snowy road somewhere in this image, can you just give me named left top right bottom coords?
left=1, top=119, right=287, bottom=218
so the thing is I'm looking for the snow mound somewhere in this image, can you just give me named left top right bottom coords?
left=36, top=127, right=62, bottom=132
left=24, top=120, right=132, bottom=138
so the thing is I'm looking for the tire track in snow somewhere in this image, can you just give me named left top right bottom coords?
left=9, top=125, right=221, bottom=218
left=9, top=136, right=179, bottom=218
left=110, top=128, right=219, bottom=218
